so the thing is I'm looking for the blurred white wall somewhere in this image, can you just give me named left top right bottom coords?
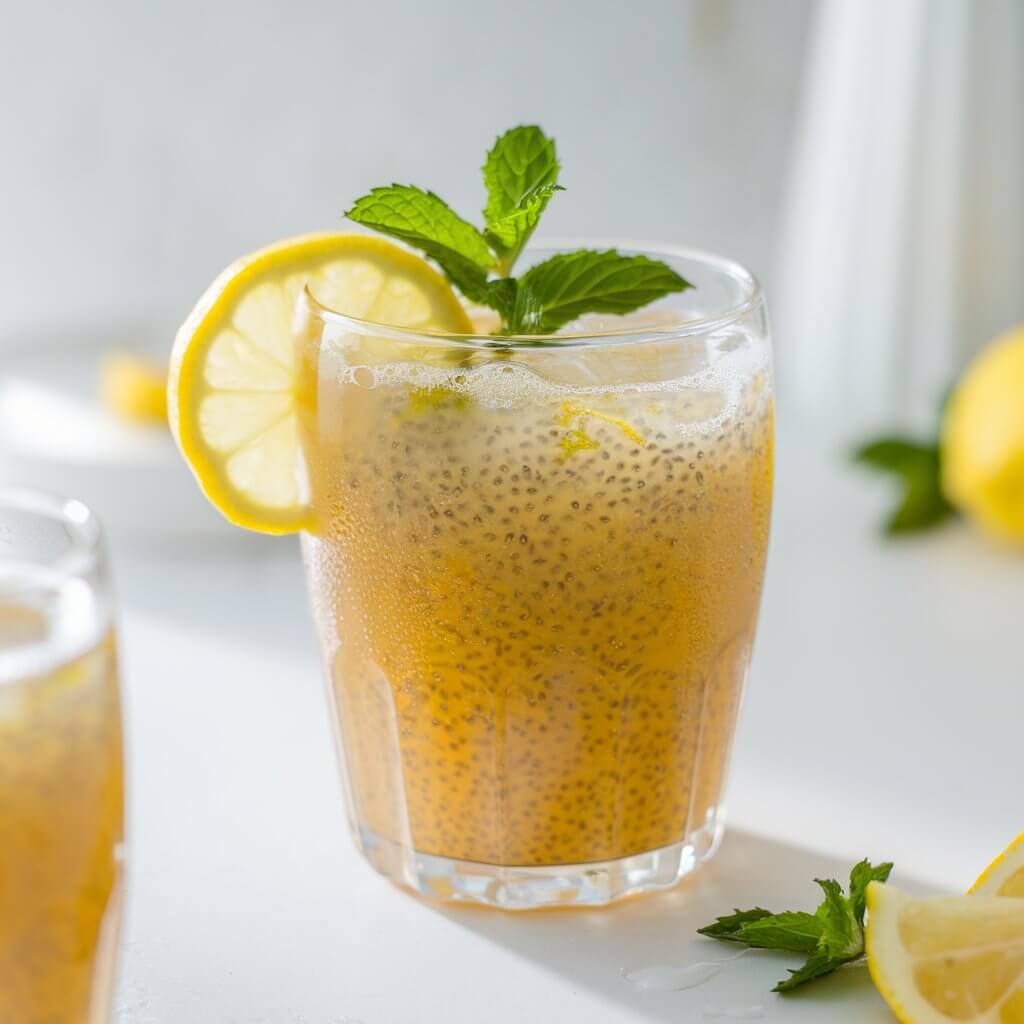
left=776, top=0, right=1024, bottom=438
left=0, top=0, right=811, bottom=340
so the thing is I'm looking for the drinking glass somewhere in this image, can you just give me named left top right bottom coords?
left=295, top=243, right=773, bottom=908
left=0, top=489, right=124, bottom=1020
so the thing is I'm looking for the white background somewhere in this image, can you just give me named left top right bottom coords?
left=0, top=0, right=810, bottom=336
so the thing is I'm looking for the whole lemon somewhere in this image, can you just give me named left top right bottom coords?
left=942, top=325, right=1024, bottom=543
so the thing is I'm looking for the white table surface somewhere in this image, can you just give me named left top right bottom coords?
left=107, top=428, right=1022, bottom=1023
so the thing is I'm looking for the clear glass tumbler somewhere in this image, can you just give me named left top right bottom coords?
left=295, top=243, right=773, bottom=908
left=0, top=489, right=124, bottom=1020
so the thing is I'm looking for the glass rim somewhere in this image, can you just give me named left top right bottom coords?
left=301, top=238, right=762, bottom=350
left=0, top=486, right=104, bottom=578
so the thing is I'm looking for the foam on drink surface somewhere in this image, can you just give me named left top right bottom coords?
left=330, top=323, right=766, bottom=424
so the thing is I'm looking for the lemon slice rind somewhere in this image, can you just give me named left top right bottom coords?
left=971, top=833, right=1024, bottom=898
left=168, top=233, right=472, bottom=534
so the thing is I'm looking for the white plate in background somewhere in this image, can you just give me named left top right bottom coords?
left=0, top=320, right=238, bottom=541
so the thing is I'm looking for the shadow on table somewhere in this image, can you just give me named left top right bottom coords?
left=433, top=829, right=932, bottom=1023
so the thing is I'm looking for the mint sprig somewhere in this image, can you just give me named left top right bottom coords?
left=697, top=858, right=893, bottom=993
left=853, top=438, right=954, bottom=535
left=345, top=125, right=691, bottom=334
left=853, top=388, right=959, bottom=536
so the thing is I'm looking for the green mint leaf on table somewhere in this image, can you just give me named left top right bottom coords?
left=814, top=878, right=863, bottom=959
left=345, top=125, right=691, bottom=334
left=848, top=859, right=893, bottom=923
left=733, top=911, right=824, bottom=954
left=345, top=185, right=494, bottom=301
left=697, top=858, right=894, bottom=994
left=697, top=907, right=774, bottom=941
left=853, top=438, right=956, bottom=535
left=698, top=908, right=824, bottom=954
left=513, top=250, right=691, bottom=334
left=773, top=953, right=852, bottom=993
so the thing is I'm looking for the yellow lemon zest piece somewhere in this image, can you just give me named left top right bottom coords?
left=556, top=400, right=646, bottom=459
left=558, top=428, right=601, bottom=460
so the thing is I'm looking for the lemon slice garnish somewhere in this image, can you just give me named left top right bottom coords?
left=168, top=233, right=471, bottom=533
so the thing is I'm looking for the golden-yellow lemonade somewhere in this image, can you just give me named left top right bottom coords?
left=301, top=331, right=772, bottom=868
left=0, top=578, right=123, bottom=1023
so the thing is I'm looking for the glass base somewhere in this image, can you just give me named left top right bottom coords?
left=355, top=811, right=725, bottom=910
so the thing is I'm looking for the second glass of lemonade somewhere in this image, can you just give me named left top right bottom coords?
left=0, top=489, right=124, bottom=1021
left=297, top=245, right=773, bottom=908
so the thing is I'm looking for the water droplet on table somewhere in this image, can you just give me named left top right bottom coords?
left=621, top=961, right=723, bottom=992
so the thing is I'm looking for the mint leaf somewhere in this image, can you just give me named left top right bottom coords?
left=482, top=127, right=563, bottom=273
left=697, top=907, right=773, bottom=941
left=735, top=912, right=823, bottom=954
left=346, top=185, right=495, bottom=300
left=848, top=860, right=893, bottom=925
left=515, top=250, right=691, bottom=333
left=853, top=438, right=955, bottom=535
left=483, top=125, right=559, bottom=221
left=699, top=857, right=894, bottom=996
left=814, top=879, right=863, bottom=959
left=483, top=126, right=559, bottom=231
left=699, top=909, right=822, bottom=954
left=485, top=182, right=563, bottom=271
left=696, top=913, right=823, bottom=958
left=773, top=953, right=849, bottom=993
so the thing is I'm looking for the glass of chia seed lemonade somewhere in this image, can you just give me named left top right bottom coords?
left=293, top=243, right=773, bottom=907
left=169, top=125, right=773, bottom=909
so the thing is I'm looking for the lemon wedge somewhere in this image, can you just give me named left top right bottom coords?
left=867, top=882, right=1024, bottom=1023
left=971, top=834, right=1024, bottom=899
left=168, top=234, right=472, bottom=534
